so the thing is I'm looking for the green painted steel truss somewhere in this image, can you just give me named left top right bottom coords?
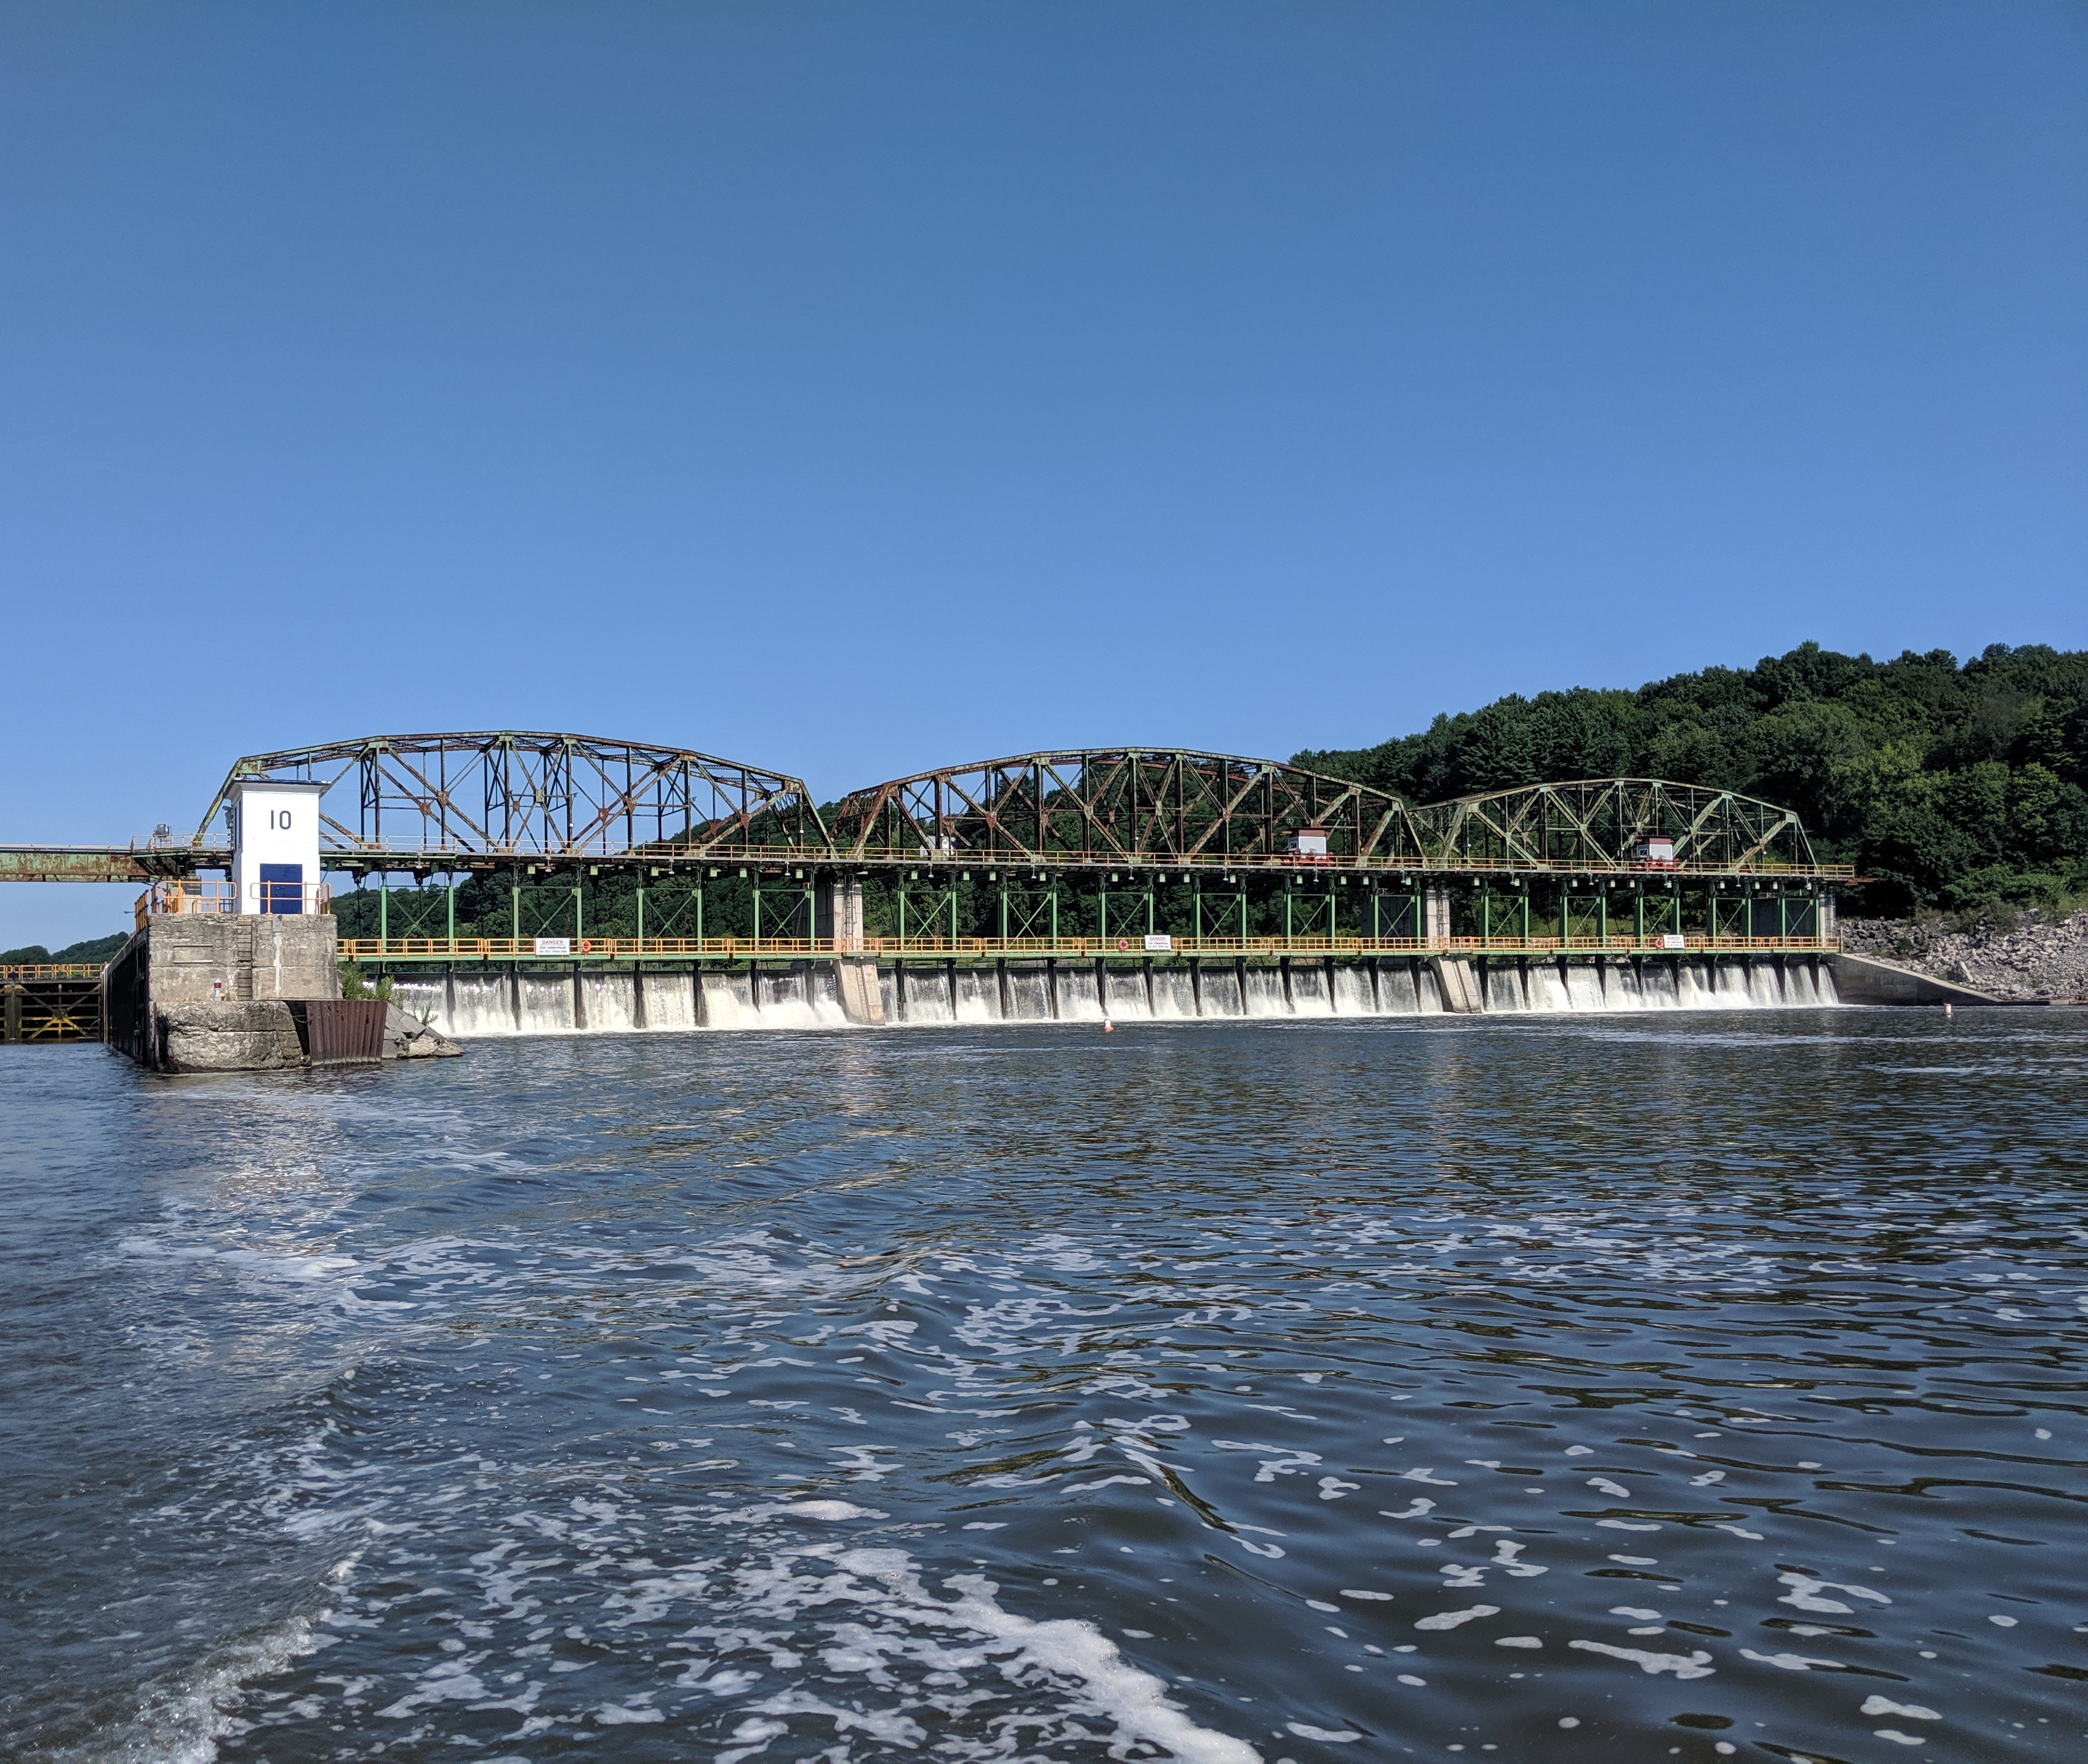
left=193, top=732, right=826, bottom=865
left=3, top=737, right=1854, bottom=891
left=824, top=748, right=1427, bottom=868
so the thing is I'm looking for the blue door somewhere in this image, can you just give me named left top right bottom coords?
left=259, top=863, right=303, bottom=915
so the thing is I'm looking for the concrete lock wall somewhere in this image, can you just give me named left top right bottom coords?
left=107, top=914, right=342, bottom=1070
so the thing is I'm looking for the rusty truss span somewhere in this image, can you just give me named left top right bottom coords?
left=0, top=733, right=1863, bottom=986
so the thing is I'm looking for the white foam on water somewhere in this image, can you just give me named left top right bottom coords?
left=1054, top=967, right=1106, bottom=1022
left=411, top=950, right=1842, bottom=1039
left=1568, top=1639, right=1716, bottom=1678
left=687, top=1545, right=1263, bottom=1764
left=517, top=975, right=576, bottom=1033
left=1484, top=964, right=1526, bottom=1012
left=895, top=967, right=956, bottom=1023
left=1286, top=964, right=1335, bottom=1017
left=1106, top=969, right=1155, bottom=1020
left=1003, top=970, right=1052, bottom=1021
left=580, top=972, right=638, bottom=1032
left=1528, top=963, right=1573, bottom=1012
left=83, top=1608, right=331, bottom=1764
left=641, top=972, right=698, bottom=1031
left=1241, top=968, right=1289, bottom=1017
left=1379, top=961, right=1423, bottom=1014
left=1331, top=965, right=1376, bottom=1015
left=953, top=969, right=998, bottom=1024
left=1194, top=964, right=1236, bottom=1019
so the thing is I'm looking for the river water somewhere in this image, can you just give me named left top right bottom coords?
left=3, top=1012, right=2083, bottom=1763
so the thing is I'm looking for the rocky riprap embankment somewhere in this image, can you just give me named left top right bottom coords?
left=1841, top=909, right=2088, bottom=1004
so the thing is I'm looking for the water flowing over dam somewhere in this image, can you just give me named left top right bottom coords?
left=389, top=953, right=1838, bottom=1037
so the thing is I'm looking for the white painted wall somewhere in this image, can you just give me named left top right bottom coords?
left=230, top=781, right=327, bottom=914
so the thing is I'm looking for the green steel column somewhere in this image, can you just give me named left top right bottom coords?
left=695, top=886, right=703, bottom=944
left=1050, top=886, right=1058, bottom=950
left=753, top=884, right=761, bottom=944
left=1559, top=890, right=1569, bottom=944
left=898, top=887, right=908, bottom=946
left=635, top=885, right=645, bottom=948
left=446, top=881, right=455, bottom=947
left=573, top=881, right=584, bottom=942
left=1192, top=887, right=1201, bottom=942
left=1599, top=889, right=1607, bottom=942
left=1099, top=886, right=1109, bottom=945
left=510, top=873, right=520, bottom=944
left=1481, top=888, right=1491, bottom=945
left=1520, top=889, right=1530, bottom=943
left=998, top=884, right=1008, bottom=944
left=379, top=875, right=388, bottom=947
left=1284, top=884, right=1293, bottom=947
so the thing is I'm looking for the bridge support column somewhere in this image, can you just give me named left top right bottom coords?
left=816, top=874, right=866, bottom=951
left=1424, top=885, right=1453, bottom=946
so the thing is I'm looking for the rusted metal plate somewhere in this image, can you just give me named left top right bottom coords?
left=0, top=845, right=228, bottom=882
left=291, top=999, right=388, bottom=1064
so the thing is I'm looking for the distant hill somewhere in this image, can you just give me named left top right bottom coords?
left=1295, top=642, right=2088, bottom=918
left=0, top=931, right=130, bottom=967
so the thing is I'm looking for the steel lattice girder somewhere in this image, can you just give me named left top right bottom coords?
left=1410, top=779, right=1817, bottom=872
left=192, top=733, right=828, bottom=863
left=823, top=749, right=1428, bottom=867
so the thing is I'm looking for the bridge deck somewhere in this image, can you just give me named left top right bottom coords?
left=339, top=933, right=1839, bottom=964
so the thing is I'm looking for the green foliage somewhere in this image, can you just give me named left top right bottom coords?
left=1295, top=641, right=2088, bottom=916
left=1, top=932, right=129, bottom=966
left=338, top=961, right=393, bottom=1003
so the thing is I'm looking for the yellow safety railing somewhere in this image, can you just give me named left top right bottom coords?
left=137, top=881, right=332, bottom=929
left=334, top=932, right=1843, bottom=962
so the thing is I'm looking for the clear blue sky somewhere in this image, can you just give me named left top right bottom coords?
left=4, top=2, right=2084, bottom=949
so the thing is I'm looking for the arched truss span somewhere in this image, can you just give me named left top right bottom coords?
left=1412, top=778, right=1817, bottom=873
left=825, top=749, right=1427, bottom=868
left=193, top=733, right=826, bottom=864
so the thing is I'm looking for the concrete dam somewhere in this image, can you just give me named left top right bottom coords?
left=390, top=951, right=1841, bottom=1038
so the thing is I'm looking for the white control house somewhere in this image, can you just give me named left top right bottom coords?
left=229, top=780, right=327, bottom=914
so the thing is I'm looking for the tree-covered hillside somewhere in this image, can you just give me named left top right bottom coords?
left=1295, top=643, right=2088, bottom=917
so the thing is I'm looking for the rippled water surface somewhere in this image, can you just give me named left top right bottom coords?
left=4, top=1011, right=2086, bottom=1763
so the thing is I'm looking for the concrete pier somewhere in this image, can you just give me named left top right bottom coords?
left=105, top=914, right=342, bottom=1070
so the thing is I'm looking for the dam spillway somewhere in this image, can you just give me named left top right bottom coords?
left=387, top=953, right=1838, bottom=1038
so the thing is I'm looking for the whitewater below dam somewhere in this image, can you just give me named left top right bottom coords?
left=389, top=955, right=1839, bottom=1038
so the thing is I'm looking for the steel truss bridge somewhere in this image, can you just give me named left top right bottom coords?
left=1, top=732, right=1851, bottom=964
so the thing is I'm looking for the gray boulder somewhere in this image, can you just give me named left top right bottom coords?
left=383, top=1004, right=462, bottom=1059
